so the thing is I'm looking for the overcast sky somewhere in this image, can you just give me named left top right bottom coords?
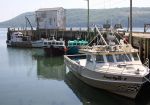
left=0, top=0, right=150, bottom=22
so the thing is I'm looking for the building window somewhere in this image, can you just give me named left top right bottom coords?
left=54, top=18, right=55, bottom=23
left=49, top=18, right=52, bottom=25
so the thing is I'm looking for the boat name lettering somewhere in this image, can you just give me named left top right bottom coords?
left=103, top=75, right=127, bottom=81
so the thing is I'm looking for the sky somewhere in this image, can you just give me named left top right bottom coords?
left=0, top=0, right=150, bottom=22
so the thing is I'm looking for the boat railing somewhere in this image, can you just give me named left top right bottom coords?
left=80, top=44, right=137, bottom=53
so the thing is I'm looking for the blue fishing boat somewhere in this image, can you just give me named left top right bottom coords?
left=66, top=40, right=88, bottom=55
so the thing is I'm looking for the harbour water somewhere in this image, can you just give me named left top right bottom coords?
left=0, top=28, right=150, bottom=105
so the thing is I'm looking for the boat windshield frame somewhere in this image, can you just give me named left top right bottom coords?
left=106, top=54, right=115, bottom=63
left=115, top=54, right=132, bottom=62
left=132, top=52, right=140, bottom=61
left=95, top=55, right=105, bottom=63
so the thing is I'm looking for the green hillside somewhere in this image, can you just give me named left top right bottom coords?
left=0, top=8, right=150, bottom=28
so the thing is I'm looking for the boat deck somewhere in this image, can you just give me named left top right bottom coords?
left=77, top=59, right=148, bottom=76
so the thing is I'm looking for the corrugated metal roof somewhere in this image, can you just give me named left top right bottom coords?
left=36, top=7, right=64, bottom=12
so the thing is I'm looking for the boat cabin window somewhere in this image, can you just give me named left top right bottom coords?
left=87, top=55, right=93, bottom=62
left=44, top=42, right=47, bottom=45
left=132, top=53, right=139, bottom=61
left=73, top=43, right=77, bottom=46
left=56, top=42, right=59, bottom=45
left=68, top=43, right=73, bottom=46
left=17, top=36, right=22, bottom=38
left=60, top=42, right=63, bottom=45
left=96, top=55, right=105, bottom=63
left=52, top=42, right=55, bottom=45
left=48, top=42, right=51, bottom=45
left=106, top=55, right=114, bottom=62
left=115, top=54, right=131, bottom=62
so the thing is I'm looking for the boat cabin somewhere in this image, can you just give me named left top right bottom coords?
left=10, top=32, right=31, bottom=42
left=43, top=39, right=65, bottom=47
left=68, top=40, right=88, bottom=47
left=43, top=41, right=64, bottom=46
left=76, top=51, right=145, bottom=75
left=11, top=32, right=23, bottom=42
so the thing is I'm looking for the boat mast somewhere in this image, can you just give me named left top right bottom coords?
left=95, top=25, right=108, bottom=45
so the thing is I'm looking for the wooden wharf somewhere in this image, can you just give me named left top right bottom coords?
left=125, top=31, right=150, bottom=64
left=7, top=27, right=95, bottom=43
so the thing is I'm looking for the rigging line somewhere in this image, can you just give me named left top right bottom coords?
left=86, top=25, right=107, bottom=46
left=111, top=30, right=132, bottom=62
left=144, top=76, right=150, bottom=83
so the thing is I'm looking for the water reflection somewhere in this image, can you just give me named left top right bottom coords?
left=33, top=53, right=65, bottom=80
left=65, top=67, right=150, bottom=105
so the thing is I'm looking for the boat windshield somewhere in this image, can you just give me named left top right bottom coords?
left=106, top=55, right=114, bottom=62
left=132, top=53, right=139, bottom=61
left=96, top=55, right=105, bottom=63
left=115, top=54, right=131, bottom=62
left=60, top=42, right=63, bottom=45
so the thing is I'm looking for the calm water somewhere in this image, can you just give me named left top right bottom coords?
left=0, top=28, right=150, bottom=105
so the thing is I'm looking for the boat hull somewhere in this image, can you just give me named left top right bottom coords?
left=67, top=46, right=79, bottom=55
left=32, top=41, right=43, bottom=48
left=64, top=55, right=146, bottom=99
left=44, top=46, right=65, bottom=56
left=6, top=40, right=32, bottom=48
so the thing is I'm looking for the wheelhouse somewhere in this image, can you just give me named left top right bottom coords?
left=43, top=40, right=64, bottom=46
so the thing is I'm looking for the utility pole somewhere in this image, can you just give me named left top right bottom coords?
left=129, top=0, right=132, bottom=44
left=87, top=0, right=90, bottom=38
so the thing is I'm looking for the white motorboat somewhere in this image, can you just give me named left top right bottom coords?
left=64, top=25, right=150, bottom=99
left=6, top=31, right=31, bottom=47
left=113, top=24, right=126, bottom=35
left=31, top=38, right=46, bottom=48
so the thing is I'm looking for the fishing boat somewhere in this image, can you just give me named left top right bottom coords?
left=113, top=23, right=126, bottom=35
left=43, top=36, right=66, bottom=56
left=6, top=31, right=31, bottom=47
left=31, top=38, right=46, bottom=48
left=67, top=39, right=88, bottom=55
left=64, top=25, right=150, bottom=99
